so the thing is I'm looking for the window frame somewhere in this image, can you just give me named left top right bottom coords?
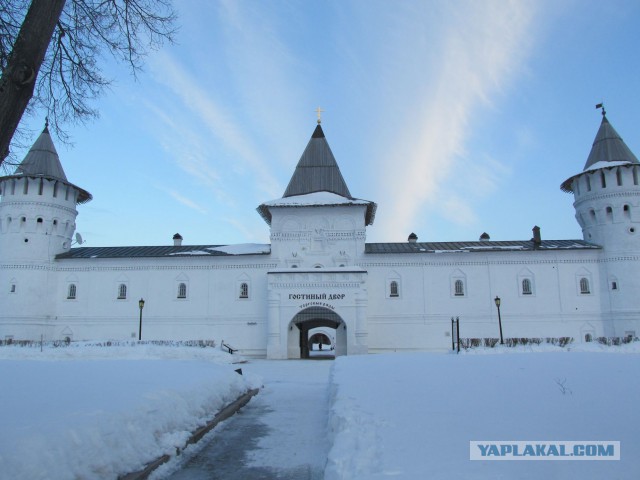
left=389, top=280, right=399, bottom=298
left=239, top=282, right=249, bottom=299
left=454, top=279, right=465, bottom=297
left=177, top=282, right=187, bottom=299
left=579, top=277, right=590, bottom=295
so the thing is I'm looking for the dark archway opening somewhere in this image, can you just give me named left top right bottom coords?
left=290, top=306, right=345, bottom=359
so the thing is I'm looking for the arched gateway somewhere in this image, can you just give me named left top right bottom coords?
left=288, top=306, right=347, bottom=359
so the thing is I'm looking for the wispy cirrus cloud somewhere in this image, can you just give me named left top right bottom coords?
left=369, top=1, right=539, bottom=238
left=167, top=189, right=208, bottom=215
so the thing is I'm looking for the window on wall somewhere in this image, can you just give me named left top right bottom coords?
left=10, top=284, right=16, bottom=293
left=579, top=277, right=590, bottom=295
left=117, top=283, right=127, bottom=299
left=454, top=279, right=465, bottom=296
left=584, top=333, right=593, bottom=342
left=67, top=284, right=77, bottom=300
left=239, top=282, right=249, bottom=299
left=390, top=281, right=399, bottom=297
left=522, top=278, right=532, bottom=295
left=177, top=282, right=187, bottom=299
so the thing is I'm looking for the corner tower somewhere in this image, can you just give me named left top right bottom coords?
left=562, top=109, right=640, bottom=336
left=0, top=124, right=92, bottom=263
left=561, top=110, right=640, bottom=251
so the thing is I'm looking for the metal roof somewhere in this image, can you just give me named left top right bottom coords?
left=56, top=245, right=271, bottom=259
left=561, top=114, right=639, bottom=193
left=55, top=240, right=599, bottom=260
left=16, top=125, right=68, bottom=181
left=0, top=124, right=92, bottom=203
left=283, top=124, right=352, bottom=199
left=365, top=239, right=600, bottom=254
left=257, top=123, right=377, bottom=226
left=583, top=115, right=639, bottom=170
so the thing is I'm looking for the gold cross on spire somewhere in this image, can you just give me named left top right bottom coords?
left=315, top=106, right=324, bottom=124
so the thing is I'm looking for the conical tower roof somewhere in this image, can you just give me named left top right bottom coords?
left=15, top=124, right=68, bottom=181
left=283, top=124, right=352, bottom=198
left=561, top=113, right=639, bottom=193
left=583, top=114, right=639, bottom=170
left=257, top=123, right=376, bottom=225
left=1, top=123, right=92, bottom=203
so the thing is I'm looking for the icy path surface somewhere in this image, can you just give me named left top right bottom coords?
left=161, top=359, right=332, bottom=480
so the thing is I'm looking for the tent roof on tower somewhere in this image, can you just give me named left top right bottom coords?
left=257, top=124, right=376, bottom=225
left=561, top=113, right=639, bottom=193
left=0, top=124, right=92, bottom=203
left=283, top=124, right=352, bottom=199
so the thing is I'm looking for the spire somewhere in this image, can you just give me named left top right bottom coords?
left=583, top=113, right=639, bottom=171
left=283, top=124, right=352, bottom=198
left=2, top=121, right=92, bottom=204
left=15, top=122, right=68, bottom=181
left=561, top=111, right=640, bottom=193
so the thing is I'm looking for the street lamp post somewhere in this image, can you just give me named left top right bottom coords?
left=494, top=296, right=504, bottom=345
left=138, top=298, right=145, bottom=341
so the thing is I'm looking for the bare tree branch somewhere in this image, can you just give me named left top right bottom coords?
left=0, top=0, right=177, bottom=167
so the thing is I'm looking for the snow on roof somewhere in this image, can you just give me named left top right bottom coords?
left=261, top=191, right=371, bottom=207
left=583, top=160, right=633, bottom=171
left=57, top=244, right=271, bottom=259
left=257, top=191, right=377, bottom=227
left=167, top=250, right=212, bottom=256
left=207, top=243, right=271, bottom=255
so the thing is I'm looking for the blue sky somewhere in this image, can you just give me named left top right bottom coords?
left=16, top=0, right=640, bottom=247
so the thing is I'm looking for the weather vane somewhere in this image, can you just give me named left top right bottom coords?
left=595, top=102, right=606, bottom=116
left=315, top=106, right=324, bottom=124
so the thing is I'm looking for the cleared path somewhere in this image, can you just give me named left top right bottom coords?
left=164, top=359, right=333, bottom=480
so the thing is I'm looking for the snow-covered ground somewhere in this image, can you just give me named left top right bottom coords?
left=325, top=343, right=640, bottom=479
left=158, top=359, right=331, bottom=479
left=2, top=342, right=638, bottom=479
left=0, top=343, right=259, bottom=480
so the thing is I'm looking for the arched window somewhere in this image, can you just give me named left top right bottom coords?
left=617, top=168, right=623, bottom=186
left=117, top=283, right=127, bottom=299
left=390, top=281, right=399, bottom=297
left=454, top=279, right=465, bottom=296
left=177, top=283, right=187, bottom=299
left=522, top=278, right=532, bottom=295
left=601, top=171, right=606, bottom=188
left=67, top=284, right=77, bottom=299
left=584, top=333, right=593, bottom=343
left=239, top=282, right=249, bottom=299
left=579, top=277, right=590, bottom=295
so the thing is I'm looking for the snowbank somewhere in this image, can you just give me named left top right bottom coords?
left=0, top=343, right=260, bottom=480
left=325, top=349, right=640, bottom=479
